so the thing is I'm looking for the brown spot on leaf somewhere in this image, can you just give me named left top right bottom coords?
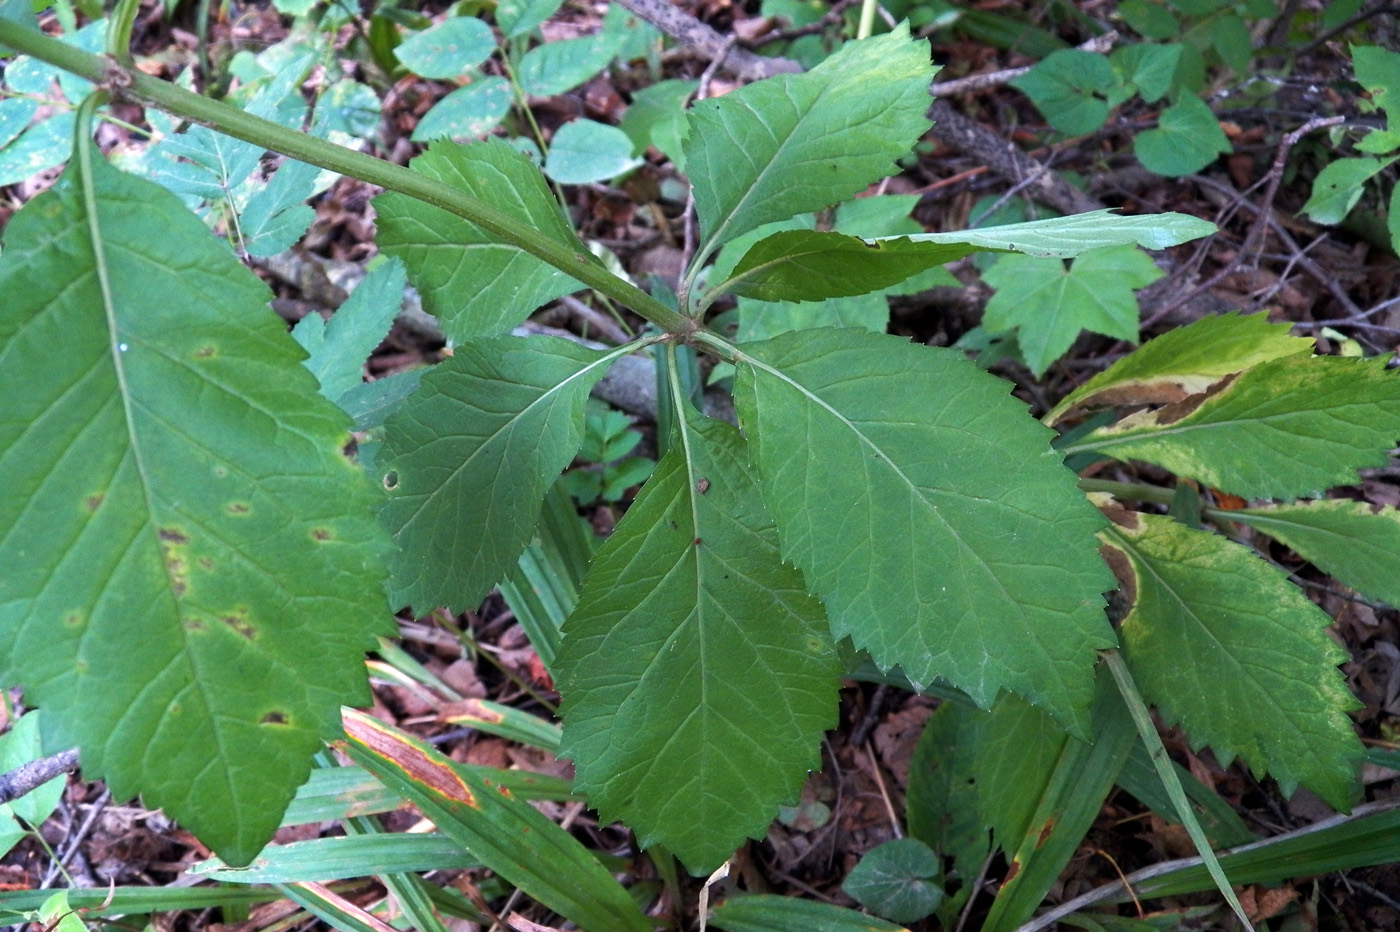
left=158, top=528, right=189, bottom=544
left=1153, top=372, right=1240, bottom=426
left=261, top=711, right=288, bottom=725
left=227, top=502, right=250, bottom=515
left=194, top=345, right=217, bottom=359
left=1035, top=818, right=1056, bottom=847
left=696, top=478, right=710, bottom=494
left=83, top=494, right=104, bottom=513
left=198, top=557, right=214, bottom=570
left=64, top=612, right=84, bottom=628
left=184, top=618, right=206, bottom=632
left=222, top=613, right=257, bottom=640
left=343, top=709, right=479, bottom=808
left=311, top=527, right=331, bottom=541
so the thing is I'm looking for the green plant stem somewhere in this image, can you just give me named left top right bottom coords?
left=0, top=20, right=692, bottom=337
left=1078, top=478, right=1241, bottom=524
left=856, top=0, right=878, bottom=40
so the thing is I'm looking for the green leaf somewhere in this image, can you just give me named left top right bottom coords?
left=982, top=244, right=1164, bottom=376
left=619, top=79, right=696, bottom=168
left=977, top=668, right=1136, bottom=932
left=1230, top=499, right=1400, bottom=607
left=685, top=26, right=934, bottom=263
left=904, top=702, right=990, bottom=927
left=394, top=16, right=495, bottom=79
left=495, top=0, right=563, bottom=39
left=1354, top=45, right=1400, bottom=123
left=0, top=142, right=391, bottom=866
left=709, top=895, right=909, bottom=932
left=0, top=713, right=64, bottom=856
left=543, top=119, right=643, bottom=184
left=379, top=336, right=627, bottom=614
left=557, top=403, right=840, bottom=874
left=411, top=78, right=512, bottom=142
left=375, top=139, right=585, bottom=339
left=238, top=157, right=318, bottom=258
left=1073, top=355, right=1400, bottom=500
left=1110, top=43, right=1182, bottom=103
left=1100, top=511, right=1363, bottom=808
left=731, top=329, right=1116, bottom=732
left=517, top=8, right=628, bottom=97
left=899, top=208, right=1214, bottom=256
left=292, top=258, right=406, bottom=403
left=737, top=293, right=889, bottom=343
left=1134, top=95, right=1231, bottom=177
left=713, top=210, right=1210, bottom=306
left=841, top=839, right=943, bottom=924
left=0, top=110, right=74, bottom=188
left=1011, top=49, right=1118, bottom=135
left=1046, top=312, right=1312, bottom=424
left=343, top=710, right=651, bottom=932
left=193, top=833, right=479, bottom=883
left=717, top=231, right=975, bottom=303
left=1301, top=156, right=1395, bottom=226
left=970, top=696, right=1064, bottom=852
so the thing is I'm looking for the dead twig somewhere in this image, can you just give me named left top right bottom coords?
left=0, top=747, right=79, bottom=806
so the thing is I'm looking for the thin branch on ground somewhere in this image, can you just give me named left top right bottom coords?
left=0, top=748, right=79, bottom=806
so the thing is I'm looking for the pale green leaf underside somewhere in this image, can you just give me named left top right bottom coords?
left=1076, top=355, right=1400, bottom=499
left=557, top=407, right=840, bottom=874
left=981, top=244, right=1163, bottom=376
left=1101, top=513, right=1362, bottom=808
left=379, top=336, right=623, bottom=614
left=717, top=207, right=1211, bottom=306
left=898, top=208, right=1216, bottom=257
left=737, top=293, right=889, bottom=343
left=733, top=329, right=1116, bottom=732
left=0, top=146, right=392, bottom=866
left=1232, top=499, right=1400, bottom=607
left=685, top=25, right=934, bottom=262
left=1047, top=312, right=1313, bottom=424
left=374, top=139, right=585, bottom=340
left=292, top=257, right=406, bottom=402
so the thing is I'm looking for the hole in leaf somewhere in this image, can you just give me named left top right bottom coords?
left=384, top=471, right=399, bottom=490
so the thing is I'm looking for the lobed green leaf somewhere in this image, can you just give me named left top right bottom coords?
left=557, top=404, right=840, bottom=874
left=0, top=143, right=391, bottom=865
left=981, top=244, right=1163, bottom=376
left=1100, top=511, right=1364, bottom=808
left=732, top=329, right=1116, bottom=733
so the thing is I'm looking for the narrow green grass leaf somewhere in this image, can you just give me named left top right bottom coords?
left=0, top=136, right=391, bottom=866
left=378, top=336, right=632, bottom=614
left=1116, top=743, right=1255, bottom=848
left=442, top=698, right=563, bottom=752
left=193, top=833, right=479, bottom=883
left=685, top=26, right=934, bottom=263
left=278, top=882, right=397, bottom=932
left=1047, top=312, right=1311, bottom=424
left=1231, top=499, right=1400, bottom=607
left=557, top=400, right=841, bottom=874
left=731, top=329, right=1116, bottom=733
left=982, top=244, right=1163, bottom=376
left=342, top=709, right=652, bottom=932
left=374, top=139, right=586, bottom=339
left=1099, top=511, right=1364, bottom=808
left=979, top=667, right=1136, bottom=932
left=499, top=480, right=593, bottom=671
left=0, top=886, right=284, bottom=921
left=1072, top=355, right=1400, bottom=500
left=709, top=895, right=909, bottom=932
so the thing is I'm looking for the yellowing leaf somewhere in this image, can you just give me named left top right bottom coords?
left=1100, top=512, right=1363, bottom=808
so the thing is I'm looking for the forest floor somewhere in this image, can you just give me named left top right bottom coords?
left=2, top=1, right=1400, bottom=930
